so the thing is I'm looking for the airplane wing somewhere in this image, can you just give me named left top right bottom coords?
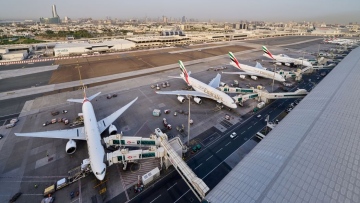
left=156, top=90, right=212, bottom=99
left=222, top=71, right=264, bottom=77
left=97, top=97, right=138, bottom=133
left=208, top=73, right=221, bottom=88
left=15, top=127, right=86, bottom=140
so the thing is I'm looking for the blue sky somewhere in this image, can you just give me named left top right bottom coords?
left=1, top=0, right=359, bottom=23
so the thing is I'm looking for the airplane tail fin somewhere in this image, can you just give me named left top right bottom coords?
left=255, top=62, right=265, bottom=70
left=178, top=60, right=190, bottom=84
left=262, top=46, right=275, bottom=60
left=228, top=52, right=241, bottom=70
left=67, top=92, right=101, bottom=103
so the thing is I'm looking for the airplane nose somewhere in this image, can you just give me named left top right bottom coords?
left=97, top=174, right=105, bottom=181
left=231, top=103, right=238, bottom=109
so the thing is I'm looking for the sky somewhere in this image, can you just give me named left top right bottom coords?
left=0, top=0, right=359, bottom=24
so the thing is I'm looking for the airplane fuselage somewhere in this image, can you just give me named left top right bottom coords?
left=230, top=62, right=285, bottom=82
left=184, top=76, right=237, bottom=108
left=263, top=54, right=312, bottom=67
left=82, top=100, right=106, bottom=181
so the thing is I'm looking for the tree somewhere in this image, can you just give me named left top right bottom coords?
left=45, top=30, right=54, bottom=35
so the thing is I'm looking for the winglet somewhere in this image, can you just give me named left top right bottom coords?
left=262, top=46, right=275, bottom=59
left=228, top=52, right=241, bottom=70
left=179, top=60, right=190, bottom=84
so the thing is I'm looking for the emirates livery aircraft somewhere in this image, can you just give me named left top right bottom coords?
left=156, top=60, right=237, bottom=109
left=15, top=89, right=137, bottom=181
left=262, top=46, right=313, bottom=67
left=223, top=52, right=285, bottom=82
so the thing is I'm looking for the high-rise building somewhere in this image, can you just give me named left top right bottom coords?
left=40, top=4, right=60, bottom=24
left=182, top=16, right=186, bottom=23
left=52, top=5, right=59, bottom=18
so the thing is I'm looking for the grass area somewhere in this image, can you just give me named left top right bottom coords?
left=0, top=38, right=45, bottom=45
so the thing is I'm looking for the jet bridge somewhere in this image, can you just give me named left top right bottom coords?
left=103, top=133, right=160, bottom=148
left=220, top=87, right=308, bottom=105
left=154, top=128, right=209, bottom=201
left=105, top=128, right=210, bottom=201
left=107, top=146, right=165, bottom=169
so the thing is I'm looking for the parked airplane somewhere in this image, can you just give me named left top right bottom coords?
left=156, top=60, right=237, bottom=109
left=15, top=90, right=138, bottom=181
left=222, top=52, right=285, bottom=82
left=262, top=46, right=313, bottom=67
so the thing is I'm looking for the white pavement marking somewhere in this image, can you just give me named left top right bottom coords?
left=254, top=122, right=258, bottom=125
left=78, top=179, right=82, bottom=203
left=133, top=120, right=149, bottom=137
left=248, top=126, right=252, bottom=129
left=137, top=88, right=153, bottom=103
left=117, top=165, right=130, bottom=201
left=225, top=142, right=231, bottom=146
left=241, top=131, right=245, bottom=134
left=206, top=155, right=213, bottom=161
left=216, top=148, right=223, bottom=154
left=194, top=163, right=203, bottom=170
left=149, top=194, right=162, bottom=203
left=234, top=136, right=239, bottom=140
left=269, top=110, right=273, bottom=113
left=174, top=190, right=190, bottom=203
left=167, top=182, right=177, bottom=191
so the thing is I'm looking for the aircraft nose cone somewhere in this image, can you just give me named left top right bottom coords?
left=96, top=174, right=105, bottom=181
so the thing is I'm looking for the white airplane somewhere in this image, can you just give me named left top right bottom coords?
left=262, top=46, right=313, bottom=67
left=156, top=60, right=237, bottom=109
left=15, top=90, right=138, bottom=181
left=222, top=52, right=285, bottom=82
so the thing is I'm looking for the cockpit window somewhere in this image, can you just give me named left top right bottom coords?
left=96, top=168, right=106, bottom=175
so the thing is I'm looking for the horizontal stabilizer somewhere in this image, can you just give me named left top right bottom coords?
left=67, top=92, right=101, bottom=103
left=88, top=92, right=101, bottom=101
left=67, top=99, right=83, bottom=103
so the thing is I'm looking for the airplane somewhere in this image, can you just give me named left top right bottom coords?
left=15, top=87, right=138, bottom=181
left=156, top=60, right=237, bottom=109
left=222, top=52, right=285, bottom=82
left=262, top=46, right=313, bottom=67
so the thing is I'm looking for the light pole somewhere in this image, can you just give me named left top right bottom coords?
left=272, top=64, right=277, bottom=92
left=187, top=95, right=191, bottom=146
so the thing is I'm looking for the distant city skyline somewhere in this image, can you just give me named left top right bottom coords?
left=0, top=0, right=359, bottom=24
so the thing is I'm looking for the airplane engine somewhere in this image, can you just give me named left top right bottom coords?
left=239, top=75, right=246, bottom=79
left=285, top=63, right=291, bottom=67
left=109, top=124, right=117, bottom=135
left=177, top=96, right=185, bottom=103
left=276, top=62, right=282, bottom=66
left=66, top=139, right=77, bottom=154
left=194, top=97, right=202, bottom=104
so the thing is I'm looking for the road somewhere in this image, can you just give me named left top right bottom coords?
left=108, top=73, right=320, bottom=203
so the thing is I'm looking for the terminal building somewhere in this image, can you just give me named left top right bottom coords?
left=205, top=47, right=360, bottom=203
left=53, top=39, right=136, bottom=57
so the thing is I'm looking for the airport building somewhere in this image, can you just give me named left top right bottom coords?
left=53, top=39, right=136, bottom=56
left=0, top=45, right=32, bottom=61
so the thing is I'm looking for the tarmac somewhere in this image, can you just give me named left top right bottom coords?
left=0, top=35, right=329, bottom=203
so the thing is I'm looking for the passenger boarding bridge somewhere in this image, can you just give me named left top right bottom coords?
left=219, top=87, right=308, bottom=105
left=104, top=128, right=209, bottom=201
